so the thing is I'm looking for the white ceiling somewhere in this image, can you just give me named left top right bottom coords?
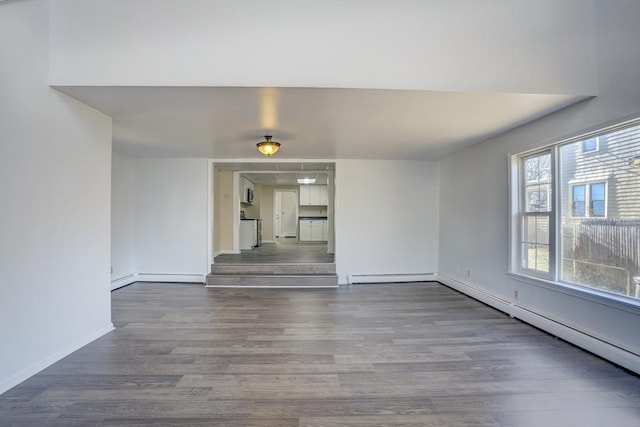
left=56, top=85, right=587, bottom=161
left=50, top=0, right=595, bottom=163
left=215, top=162, right=333, bottom=185
left=243, top=173, right=329, bottom=186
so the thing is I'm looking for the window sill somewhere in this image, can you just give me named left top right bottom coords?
left=506, top=271, right=640, bottom=314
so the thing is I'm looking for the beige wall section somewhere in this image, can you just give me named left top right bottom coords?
left=260, top=186, right=274, bottom=241
left=214, top=169, right=234, bottom=254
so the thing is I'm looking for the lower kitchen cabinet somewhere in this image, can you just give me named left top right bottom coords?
left=299, top=219, right=327, bottom=242
left=321, top=219, right=328, bottom=241
left=240, top=220, right=257, bottom=249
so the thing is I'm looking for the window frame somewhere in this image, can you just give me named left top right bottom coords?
left=582, top=136, right=599, bottom=153
left=517, top=150, right=556, bottom=280
left=571, top=184, right=587, bottom=217
left=588, top=182, right=607, bottom=217
left=508, top=117, right=640, bottom=305
left=570, top=181, right=608, bottom=218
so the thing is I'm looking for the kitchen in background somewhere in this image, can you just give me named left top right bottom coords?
left=240, top=176, right=262, bottom=250
left=298, top=184, right=329, bottom=242
left=238, top=174, right=331, bottom=251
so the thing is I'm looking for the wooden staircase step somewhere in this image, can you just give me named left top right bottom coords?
left=211, top=263, right=336, bottom=275
left=205, top=273, right=338, bottom=288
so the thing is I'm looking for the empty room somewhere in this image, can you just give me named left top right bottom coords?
left=1, top=0, right=639, bottom=425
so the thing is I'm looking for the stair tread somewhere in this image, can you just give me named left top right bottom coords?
left=206, top=271, right=338, bottom=288
left=213, top=263, right=335, bottom=266
left=207, top=273, right=338, bottom=278
left=211, top=265, right=336, bottom=275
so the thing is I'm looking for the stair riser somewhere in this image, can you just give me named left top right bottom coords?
left=212, top=264, right=336, bottom=275
left=206, top=275, right=338, bottom=288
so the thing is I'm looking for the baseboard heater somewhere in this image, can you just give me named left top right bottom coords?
left=437, top=273, right=640, bottom=374
left=111, top=273, right=137, bottom=291
left=348, top=273, right=437, bottom=284
left=136, top=273, right=205, bottom=283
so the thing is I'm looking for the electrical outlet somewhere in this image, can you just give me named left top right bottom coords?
left=514, top=290, right=519, bottom=300
left=467, top=269, right=471, bottom=278
left=110, top=266, right=113, bottom=274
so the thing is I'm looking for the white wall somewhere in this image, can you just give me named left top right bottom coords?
left=49, top=0, right=595, bottom=95
left=111, top=152, right=135, bottom=289
left=0, top=0, right=113, bottom=393
left=134, top=158, right=209, bottom=282
left=438, top=0, right=640, bottom=372
left=335, top=160, right=439, bottom=284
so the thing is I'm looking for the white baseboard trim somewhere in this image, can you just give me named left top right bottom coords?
left=348, top=273, right=437, bottom=284
left=0, top=323, right=114, bottom=395
left=436, top=273, right=639, bottom=374
left=262, top=240, right=275, bottom=244
left=111, top=273, right=137, bottom=291
left=511, top=305, right=640, bottom=373
left=436, top=273, right=512, bottom=313
left=136, top=273, right=205, bottom=283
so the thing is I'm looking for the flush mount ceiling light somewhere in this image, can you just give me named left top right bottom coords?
left=257, top=135, right=281, bottom=157
left=631, top=155, right=640, bottom=167
left=297, top=178, right=316, bottom=184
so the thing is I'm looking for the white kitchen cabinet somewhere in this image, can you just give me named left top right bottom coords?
left=299, top=185, right=328, bottom=206
left=240, top=220, right=257, bottom=249
left=299, top=185, right=310, bottom=205
left=311, top=221, right=323, bottom=241
left=322, top=219, right=328, bottom=241
left=299, top=219, right=312, bottom=241
left=299, top=219, right=327, bottom=242
left=241, top=177, right=255, bottom=204
left=320, top=186, right=328, bottom=205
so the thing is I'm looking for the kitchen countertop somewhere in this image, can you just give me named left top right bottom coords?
left=241, top=218, right=261, bottom=221
left=298, top=216, right=328, bottom=220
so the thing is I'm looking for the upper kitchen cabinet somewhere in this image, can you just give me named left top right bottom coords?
left=241, top=177, right=255, bottom=204
left=299, top=185, right=328, bottom=206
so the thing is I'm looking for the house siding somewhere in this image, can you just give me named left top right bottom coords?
left=561, top=124, right=640, bottom=219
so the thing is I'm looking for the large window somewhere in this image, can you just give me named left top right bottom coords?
left=512, top=119, right=640, bottom=301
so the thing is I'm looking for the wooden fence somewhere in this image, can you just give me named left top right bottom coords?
left=563, top=218, right=640, bottom=296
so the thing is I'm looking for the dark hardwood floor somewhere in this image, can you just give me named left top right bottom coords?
left=1, top=282, right=638, bottom=426
left=214, top=240, right=334, bottom=264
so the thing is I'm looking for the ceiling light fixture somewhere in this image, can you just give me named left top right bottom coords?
left=297, top=178, right=316, bottom=184
left=257, top=135, right=281, bottom=157
left=631, top=155, right=640, bottom=167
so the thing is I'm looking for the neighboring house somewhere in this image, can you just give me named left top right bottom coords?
left=561, top=125, right=640, bottom=219
left=559, top=125, right=640, bottom=297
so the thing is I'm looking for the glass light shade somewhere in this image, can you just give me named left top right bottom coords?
left=257, top=136, right=281, bottom=157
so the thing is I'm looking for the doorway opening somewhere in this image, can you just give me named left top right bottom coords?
left=274, top=189, right=299, bottom=241
left=211, top=161, right=335, bottom=266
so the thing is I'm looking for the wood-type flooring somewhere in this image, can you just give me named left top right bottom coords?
left=1, top=282, right=638, bottom=426
left=213, top=241, right=334, bottom=264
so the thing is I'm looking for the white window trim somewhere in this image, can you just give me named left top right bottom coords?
left=569, top=180, right=608, bottom=218
left=515, top=150, right=556, bottom=280
left=508, top=116, right=640, bottom=307
left=581, top=136, right=600, bottom=153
